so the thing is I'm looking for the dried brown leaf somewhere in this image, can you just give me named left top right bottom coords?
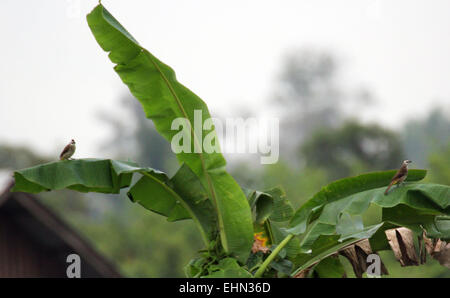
left=385, top=227, right=419, bottom=266
left=422, top=232, right=450, bottom=269
left=340, top=245, right=364, bottom=278
left=432, top=241, right=450, bottom=268
left=339, top=239, right=387, bottom=277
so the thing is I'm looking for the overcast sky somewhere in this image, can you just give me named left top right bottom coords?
left=0, top=0, right=449, bottom=159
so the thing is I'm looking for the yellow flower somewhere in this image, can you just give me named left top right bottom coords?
left=252, top=232, right=269, bottom=254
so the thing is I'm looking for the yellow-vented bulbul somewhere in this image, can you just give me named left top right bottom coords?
left=384, top=160, right=412, bottom=195
left=59, top=139, right=76, bottom=160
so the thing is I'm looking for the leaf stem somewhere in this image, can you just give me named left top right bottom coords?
left=254, top=233, right=294, bottom=278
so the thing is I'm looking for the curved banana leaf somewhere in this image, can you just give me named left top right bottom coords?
left=128, top=163, right=216, bottom=244
left=294, top=184, right=449, bottom=252
left=12, top=159, right=215, bottom=247
left=246, top=189, right=273, bottom=225
left=287, top=169, right=427, bottom=235
left=86, top=4, right=253, bottom=262
left=345, top=183, right=449, bottom=238
left=245, top=186, right=294, bottom=225
left=266, top=187, right=294, bottom=223
left=12, top=159, right=145, bottom=193
left=425, top=217, right=450, bottom=240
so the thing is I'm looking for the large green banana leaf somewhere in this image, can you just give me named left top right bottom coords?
left=287, top=169, right=428, bottom=235
left=86, top=4, right=253, bottom=261
left=11, top=159, right=216, bottom=246
left=13, top=159, right=143, bottom=193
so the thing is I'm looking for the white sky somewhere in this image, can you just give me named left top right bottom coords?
left=0, top=0, right=449, bottom=159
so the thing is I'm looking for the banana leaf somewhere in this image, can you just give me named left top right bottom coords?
left=13, top=159, right=145, bottom=193
left=86, top=4, right=253, bottom=261
left=286, top=169, right=450, bottom=276
left=287, top=169, right=428, bottom=235
left=291, top=224, right=384, bottom=276
left=12, top=159, right=216, bottom=247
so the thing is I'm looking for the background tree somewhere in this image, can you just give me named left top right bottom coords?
left=402, top=108, right=450, bottom=168
left=300, top=120, right=404, bottom=180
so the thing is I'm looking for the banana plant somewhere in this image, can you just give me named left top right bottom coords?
left=253, top=169, right=450, bottom=277
left=12, top=3, right=450, bottom=278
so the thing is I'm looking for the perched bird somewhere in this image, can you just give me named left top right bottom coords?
left=384, top=160, right=412, bottom=195
left=59, top=139, right=76, bottom=160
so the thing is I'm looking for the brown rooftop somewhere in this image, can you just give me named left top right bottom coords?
left=0, top=181, right=121, bottom=278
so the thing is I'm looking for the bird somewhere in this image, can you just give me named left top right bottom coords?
left=59, top=139, right=76, bottom=160
left=384, top=160, right=412, bottom=195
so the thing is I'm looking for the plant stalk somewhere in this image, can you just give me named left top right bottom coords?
left=254, top=233, right=294, bottom=278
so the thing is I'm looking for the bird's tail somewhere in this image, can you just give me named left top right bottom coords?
left=384, top=182, right=394, bottom=195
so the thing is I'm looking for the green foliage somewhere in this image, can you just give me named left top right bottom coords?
left=403, top=108, right=450, bottom=168
left=290, top=228, right=383, bottom=277
left=312, top=256, right=346, bottom=278
left=11, top=92, right=449, bottom=279
left=203, top=258, right=253, bottom=278
left=296, top=181, right=450, bottom=250
left=86, top=4, right=253, bottom=262
left=246, top=189, right=274, bottom=225
left=9, top=3, right=450, bottom=278
left=184, top=247, right=253, bottom=278
left=286, top=170, right=449, bottom=275
left=254, top=169, right=449, bottom=278
left=266, top=187, right=295, bottom=222
left=12, top=159, right=216, bottom=247
left=287, top=169, right=427, bottom=235
left=246, top=186, right=294, bottom=225
left=12, top=159, right=141, bottom=194
left=128, top=164, right=217, bottom=245
left=427, top=144, right=450, bottom=185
